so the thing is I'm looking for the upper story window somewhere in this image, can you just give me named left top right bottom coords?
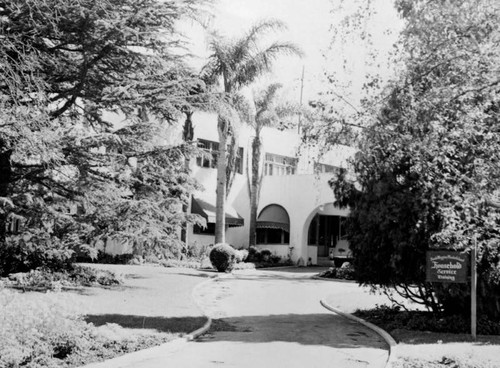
left=314, top=163, right=341, bottom=175
left=264, top=153, right=297, bottom=176
left=196, top=139, right=243, bottom=174
left=196, top=139, right=218, bottom=169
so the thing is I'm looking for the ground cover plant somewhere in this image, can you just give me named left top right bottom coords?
left=1, top=264, right=122, bottom=291
left=354, top=305, right=500, bottom=336
left=318, top=262, right=356, bottom=280
left=0, top=287, right=178, bottom=368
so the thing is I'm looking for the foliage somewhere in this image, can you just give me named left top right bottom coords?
left=248, top=83, right=310, bottom=246
left=209, top=243, right=237, bottom=272
left=0, top=0, right=210, bottom=275
left=235, top=249, right=249, bottom=263
left=319, top=262, right=356, bottom=280
left=0, top=230, right=74, bottom=276
left=0, top=287, right=176, bottom=367
left=354, top=305, right=500, bottom=336
left=330, top=0, right=500, bottom=318
left=2, top=265, right=122, bottom=291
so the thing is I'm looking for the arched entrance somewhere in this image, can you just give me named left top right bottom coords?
left=304, top=203, right=350, bottom=265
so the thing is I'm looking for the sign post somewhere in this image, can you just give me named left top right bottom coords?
left=426, top=249, right=476, bottom=340
left=471, top=237, right=477, bottom=340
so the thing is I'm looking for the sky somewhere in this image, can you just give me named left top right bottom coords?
left=178, top=0, right=403, bottom=106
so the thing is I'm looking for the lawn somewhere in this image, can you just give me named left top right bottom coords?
left=0, top=264, right=213, bottom=368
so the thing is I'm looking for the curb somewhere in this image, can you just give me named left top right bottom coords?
left=80, top=274, right=216, bottom=368
left=320, top=299, right=397, bottom=368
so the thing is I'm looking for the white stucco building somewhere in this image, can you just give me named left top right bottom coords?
left=186, top=112, right=355, bottom=265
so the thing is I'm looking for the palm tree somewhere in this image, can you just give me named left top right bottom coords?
left=248, top=83, right=310, bottom=246
left=201, top=19, right=302, bottom=244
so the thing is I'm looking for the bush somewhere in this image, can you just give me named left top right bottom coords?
left=354, top=305, right=500, bottom=335
left=1, top=265, right=122, bottom=291
left=336, top=262, right=356, bottom=280
left=235, top=249, right=249, bottom=263
left=319, top=262, right=356, bottom=280
left=247, top=246, right=261, bottom=263
left=209, top=243, right=237, bottom=272
left=260, top=249, right=272, bottom=261
left=0, top=230, right=74, bottom=277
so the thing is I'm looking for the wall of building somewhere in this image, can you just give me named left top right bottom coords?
left=187, top=111, right=355, bottom=263
left=257, top=174, right=350, bottom=263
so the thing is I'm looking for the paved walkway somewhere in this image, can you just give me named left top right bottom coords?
left=106, top=268, right=390, bottom=368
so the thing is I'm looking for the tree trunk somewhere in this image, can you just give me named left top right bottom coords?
left=180, top=110, right=194, bottom=244
left=215, top=116, right=228, bottom=244
left=248, top=134, right=261, bottom=247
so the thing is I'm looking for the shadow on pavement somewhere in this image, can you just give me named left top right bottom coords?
left=198, top=313, right=388, bottom=350
left=85, top=314, right=207, bottom=334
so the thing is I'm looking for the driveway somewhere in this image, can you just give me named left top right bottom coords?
left=121, top=268, right=390, bottom=368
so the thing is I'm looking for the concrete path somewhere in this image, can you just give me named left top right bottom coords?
left=118, top=268, right=390, bottom=368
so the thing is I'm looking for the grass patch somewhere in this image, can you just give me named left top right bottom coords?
left=0, top=287, right=178, bottom=368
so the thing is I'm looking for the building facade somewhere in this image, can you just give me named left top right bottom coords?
left=187, top=112, right=355, bottom=265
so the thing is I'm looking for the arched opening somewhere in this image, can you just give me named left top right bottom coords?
left=305, top=203, right=350, bottom=265
left=256, top=204, right=290, bottom=244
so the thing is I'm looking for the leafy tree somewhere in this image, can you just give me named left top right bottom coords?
left=332, top=0, right=500, bottom=318
left=0, top=0, right=209, bottom=275
left=201, top=20, right=302, bottom=243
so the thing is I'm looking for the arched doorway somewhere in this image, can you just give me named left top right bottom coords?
left=306, top=204, right=350, bottom=264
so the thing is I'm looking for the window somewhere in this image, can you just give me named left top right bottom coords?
left=234, top=147, right=244, bottom=174
left=193, top=223, right=216, bottom=235
left=196, top=140, right=244, bottom=174
left=264, top=153, right=297, bottom=176
left=256, top=228, right=290, bottom=244
left=196, top=139, right=218, bottom=169
left=314, top=163, right=341, bottom=175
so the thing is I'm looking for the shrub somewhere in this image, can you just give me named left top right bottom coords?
left=160, top=259, right=201, bottom=269
left=1, top=265, right=122, bottom=291
left=354, top=305, right=500, bottom=335
left=209, top=243, right=237, bottom=272
left=336, top=262, right=356, bottom=280
left=185, top=243, right=212, bottom=261
left=235, top=249, right=249, bottom=263
left=260, top=249, right=272, bottom=261
left=247, top=246, right=261, bottom=263
left=0, top=230, right=74, bottom=277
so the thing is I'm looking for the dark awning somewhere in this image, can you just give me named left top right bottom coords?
left=191, top=197, right=244, bottom=227
left=257, top=204, right=290, bottom=232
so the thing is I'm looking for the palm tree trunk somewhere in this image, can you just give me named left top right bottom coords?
left=215, top=116, right=228, bottom=244
left=180, top=110, right=194, bottom=244
left=248, top=134, right=261, bottom=247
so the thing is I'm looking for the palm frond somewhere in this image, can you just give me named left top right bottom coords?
left=236, top=42, right=303, bottom=88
